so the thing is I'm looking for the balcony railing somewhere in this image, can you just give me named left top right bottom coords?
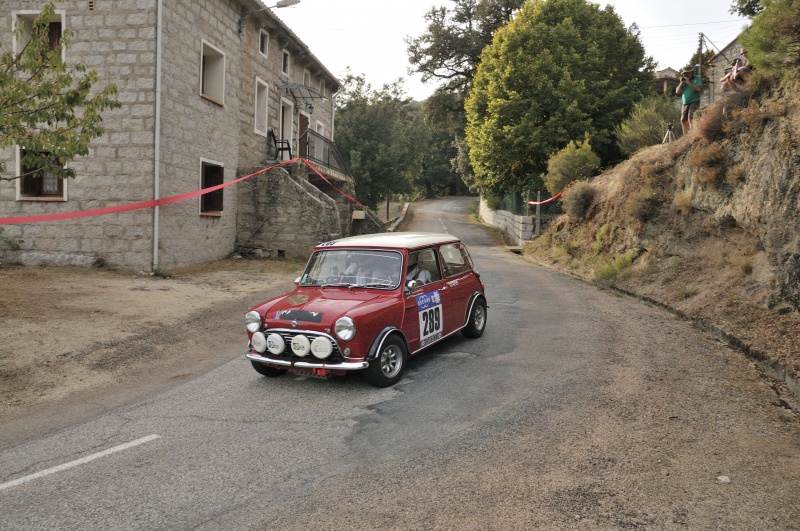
left=299, top=129, right=350, bottom=176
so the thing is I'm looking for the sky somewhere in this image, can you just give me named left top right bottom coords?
left=275, top=0, right=749, bottom=100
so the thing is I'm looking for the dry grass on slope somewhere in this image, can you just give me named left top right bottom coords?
left=523, top=96, right=800, bottom=395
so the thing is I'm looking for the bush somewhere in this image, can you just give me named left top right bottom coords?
left=630, top=186, right=662, bottom=222
left=688, top=142, right=725, bottom=168
left=741, top=0, right=800, bottom=78
left=616, top=95, right=681, bottom=155
left=563, top=181, right=596, bottom=220
left=696, top=103, right=726, bottom=143
left=595, top=251, right=635, bottom=280
left=542, top=134, right=601, bottom=195
left=484, top=193, right=502, bottom=210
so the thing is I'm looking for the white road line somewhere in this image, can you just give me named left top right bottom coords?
left=0, top=434, right=161, bottom=492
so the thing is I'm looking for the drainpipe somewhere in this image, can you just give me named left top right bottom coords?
left=152, top=0, right=164, bottom=272
left=330, top=90, right=337, bottom=142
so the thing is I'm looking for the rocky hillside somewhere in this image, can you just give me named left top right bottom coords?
left=524, top=80, right=800, bottom=397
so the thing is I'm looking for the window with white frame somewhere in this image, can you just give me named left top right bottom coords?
left=200, top=40, right=225, bottom=105
left=14, top=11, right=67, bottom=201
left=258, top=29, right=269, bottom=57
left=14, top=10, right=64, bottom=58
left=281, top=49, right=290, bottom=77
left=17, top=149, right=66, bottom=200
left=255, top=78, right=269, bottom=136
left=200, top=161, right=224, bottom=215
left=303, top=69, right=311, bottom=87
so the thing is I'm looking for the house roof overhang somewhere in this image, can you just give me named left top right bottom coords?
left=277, top=82, right=328, bottom=101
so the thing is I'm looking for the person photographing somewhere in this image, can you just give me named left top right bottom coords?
left=676, top=67, right=702, bottom=135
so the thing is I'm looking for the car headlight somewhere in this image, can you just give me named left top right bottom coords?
left=334, top=316, right=356, bottom=341
left=245, top=311, right=263, bottom=333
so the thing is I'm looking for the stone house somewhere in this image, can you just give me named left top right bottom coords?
left=653, top=67, right=681, bottom=97
left=0, top=0, right=378, bottom=271
left=708, top=34, right=746, bottom=104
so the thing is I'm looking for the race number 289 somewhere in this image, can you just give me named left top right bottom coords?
left=416, top=290, right=443, bottom=347
left=421, top=306, right=441, bottom=337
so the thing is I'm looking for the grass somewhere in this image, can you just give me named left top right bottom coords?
left=594, top=251, right=635, bottom=280
left=676, top=287, right=699, bottom=300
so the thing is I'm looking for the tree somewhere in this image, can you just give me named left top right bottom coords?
left=740, top=0, right=800, bottom=76
left=0, top=3, right=120, bottom=182
left=542, top=134, right=600, bottom=195
left=407, top=0, right=525, bottom=190
left=730, top=0, right=765, bottom=17
left=616, top=95, right=681, bottom=156
left=333, top=73, right=422, bottom=209
left=465, top=0, right=655, bottom=195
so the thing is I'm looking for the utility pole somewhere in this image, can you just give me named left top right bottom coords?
left=698, top=33, right=704, bottom=79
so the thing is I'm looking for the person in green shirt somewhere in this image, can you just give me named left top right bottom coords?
left=676, top=67, right=703, bottom=135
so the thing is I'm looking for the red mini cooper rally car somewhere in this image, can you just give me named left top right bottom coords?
left=245, top=232, right=488, bottom=387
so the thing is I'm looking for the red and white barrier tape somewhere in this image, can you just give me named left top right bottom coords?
left=0, top=159, right=362, bottom=225
left=526, top=192, right=562, bottom=206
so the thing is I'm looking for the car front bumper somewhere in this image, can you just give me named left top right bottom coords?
left=246, top=352, right=369, bottom=371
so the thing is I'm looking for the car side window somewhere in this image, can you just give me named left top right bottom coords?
left=440, top=243, right=471, bottom=277
left=406, top=248, right=441, bottom=284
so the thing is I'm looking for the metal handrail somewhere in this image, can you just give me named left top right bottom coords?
left=299, top=129, right=350, bottom=175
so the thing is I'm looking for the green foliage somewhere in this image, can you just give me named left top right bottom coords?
left=0, top=3, right=120, bottom=181
left=407, top=1, right=526, bottom=193
left=484, top=193, right=503, bottom=210
left=542, top=134, right=600, bottom=195
left=407, top=0, right=525, bottom=97
left=562, top=180, right=596, bottom=220
left=617, top=95, right=681, bottom=155
left=741, top=0, right=800, bottom=78
left=595, top=251, right=635, bottom=280
left=730, top=0, right=766, bottom=17
left=333, top=73, right=422, bottom=209
left=465, top=0, right=655, bottom=196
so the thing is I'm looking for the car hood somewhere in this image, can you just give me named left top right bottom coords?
left=256, top=289, right=386, bottom=326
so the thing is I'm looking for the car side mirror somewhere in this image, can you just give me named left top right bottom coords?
left=294, top=276, right=301, bottom=285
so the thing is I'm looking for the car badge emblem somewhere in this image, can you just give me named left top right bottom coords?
left=291, top=320, right=298, bottom=328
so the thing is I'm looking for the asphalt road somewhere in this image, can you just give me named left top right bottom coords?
left=1, top=197, right=798, bottom=529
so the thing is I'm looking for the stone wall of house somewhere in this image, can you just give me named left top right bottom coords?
left=709, top=38, right=743, bottom=105
left=0, top=0, right=160, bottom=269
left=152, top=0, right=244, bottom=271
left=0, top=0, right=344, bottom=271
left=236, top=166, right=342, bottom=258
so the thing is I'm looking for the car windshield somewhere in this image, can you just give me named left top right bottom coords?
left=299, top=249, right=404, bottom=289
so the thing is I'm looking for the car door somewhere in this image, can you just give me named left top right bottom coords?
left=438, top=242, right=474, bottom=331
left=402, top=247, right=448, bottom=352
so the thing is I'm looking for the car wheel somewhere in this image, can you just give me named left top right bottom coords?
left=462, top=297, right=487, bottom=338
left=363, top=336, right=407, bottom=387
left=251, top=360, right=288, bottom=378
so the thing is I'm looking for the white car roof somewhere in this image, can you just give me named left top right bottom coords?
left=316, top=232, right=460, bottom=250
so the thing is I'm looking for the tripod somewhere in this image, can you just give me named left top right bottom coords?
left=662, top=122, right=676, bottom=144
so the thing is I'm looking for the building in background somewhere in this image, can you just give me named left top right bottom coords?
left=1, top=0, right=376, bottom=271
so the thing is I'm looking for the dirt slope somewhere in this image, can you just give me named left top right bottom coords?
left=523, top=84, right=800, bottom=398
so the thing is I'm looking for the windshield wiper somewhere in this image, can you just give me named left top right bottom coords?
left=320, top=282, right=355, bottom=289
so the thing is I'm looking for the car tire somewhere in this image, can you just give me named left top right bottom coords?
left=363, top=336, right=407, bottom=387
left=251, top=360, right=288, bottom=378
left=462, top=297, right=487, bottom=338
